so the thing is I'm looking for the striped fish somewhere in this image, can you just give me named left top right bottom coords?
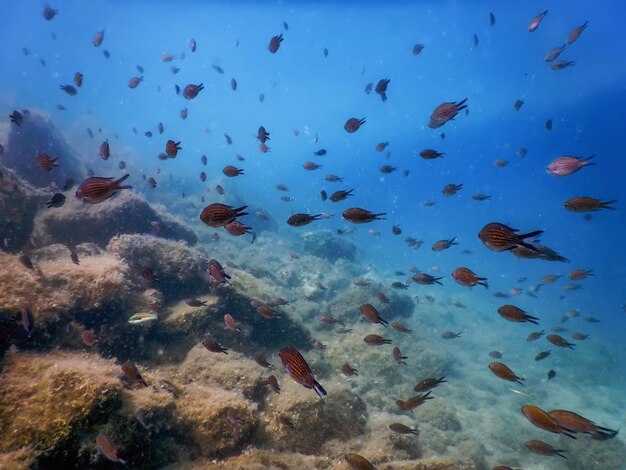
left=428, top=98, right=467, bottom=129
left=451, top=267, right=488, bottom=288
left=208, top=259, right=231, bottom=285
left=200, top=203, right=248, bottom=227
left=521, top=405, right=577, bottom=438
left=478, top=222, right=543, bottom=252
left=279, top=346, right=327, bottom=398
left=75, top=174, right=131, bottom=204
left=128, top=312, right=158, bottom=324
left=359, top=303, right=388, bottom=326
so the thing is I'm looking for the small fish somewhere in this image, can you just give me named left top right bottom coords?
left=128, top=312, right=158, bottom=324
left=46, top=193, right=66, bottom=208
left=183, top=83, right=204, bottom=100
left=202, top=337, right=228, bottom=354
left=10, top=110, right=24, bottom=126
left=268, top=33, right=284, bottom=53
left=564, top=197, right=616, bottom=212
left=121, top=361, right=147, bottom=387
left=548, top=369, right=557, bottom=380
left=345, top=453, right=377, bottom=470
left=344, top=117, right=366, bottom=133
left=17, top=307, right=35, bottom=338
left=489, top=12, right=495, bottom=26
left=412, top=44, right=424, bottom=55
left=567, top=21, right=588, bottom=44
left=96, top=434, right=126, bottom=464
left=389, top=423, right=419, bottom=435
left=528, top=10, right=548, bottom=32
left=279, top=346, right=326, bottom=398
left=75, top=174, right=131, bottom=204
left=429, top=98, right=467, bottom=129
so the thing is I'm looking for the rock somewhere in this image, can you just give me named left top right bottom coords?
left=261, top=387, right=367, bottom=454
left=0, top=248, right=133, bottom=327
left=107, top=234, right=205, bottom=299
left=202, top=449, right=333, bottom=469
left=301, top=230, right=357, bottom=262
left=0, top=351, right=121, bottom=458
left=0, top=166, right=47, bottom=253
left=0, top=110, right=83, bottom=189
left=174, top=384, right=257, bottom=458
left=29, top=190, right=198, bottom=249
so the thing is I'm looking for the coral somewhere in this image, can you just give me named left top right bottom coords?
left=0, top=351, right=121, bottom=455
left=301, top=230, right=357, bottom=262
left=0, top=166, right=47, bottom=253
left=29, top=190, right=198, bottom=249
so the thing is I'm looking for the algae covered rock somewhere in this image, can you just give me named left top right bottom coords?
left=301, top=230, right=357, bottom=262
left=0, top=351, right=121, bottom=457
left=0, top=166, right=47, bottom=253
left=29, top=190, right=198, bottom=249
left=202, top=449, right=333, bottom=469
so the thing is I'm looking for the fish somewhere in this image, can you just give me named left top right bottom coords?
left=359, top=303, right=388, bottom=326
left=363, top=334, right=391, bottom=346
left=202, top=337, right=228, bottom=354
left=99, top=139, right=110, bottom=160
left=389, top=423, right=419, bottom=435
left=208, top=259, right=231, bottom=285
left=92, top=29, right=105, bottom=47
left=344, top=117, right=366, bottom=133
left=70, top=249, right=80, bottom=265
left=81, top=329, right=97, bottom=346
left=60, top=83, right=78, bottom=96
left=200, top=203, right=248, bottom=227
left=412, top=44, right=424, bottom=55
left=343, top=208, right=386, bottom=224
left=550, top=60, right=575, bottom=70
left=182, top=83, right=204, bottom=100
left=547, top=334, right=575, bottom=350
left=489, top=362, right=524, bottom=385
left=10, top=110, right=24, bottom=126
left=46, top=193, right=66, bottom=208
left=73, top=72, right=83, bottom=87
left=428, top=98, right=467, bottom=128
left=279, top=346, right=326, bottom=398
left=451, top=267, right=487, bottom=288
left=268, top=33, right=284, bottom=53
left=547, top=155, right=594, bottom=176
left=43, top=4, right=58, bottom=20
left=472, top=33, right=479, bottom=48
left=478, top=222, right=542, bottom=252
left=497, top=305, right=539, bottom=324
left=513, top=99, right=524, bottom=111
left=548, top=409, right=618, bottom=438
left=344, top=453, right=377, bottom=470
left=36, top=153, right=59, bottom=171
left=396, top=391, right=434, bottom=412
left=391, top=321, right=411, bottom=334
left=411, top=273, right=442, bottom=285
left=442, top=183, right=462, bottom=196
left=528, top=10, right=548, bottom=32
left=95, top=434, right=126, bottom=464
left=224, top=133, right=233, bottom=145
left=375, top=78, right=390, bottom=102
left=303, top=162, right=322, bottom=170
left=185, top=298, right=208, bottom=307
left=545, top=44, right=567, bottom=62
left=414, top=376, right=446, bottom=392
left=489, top=12, right=495, bottom=26
left=128, top=312, right=158, bottom=324
left=341, top=362, right=358, bottom=377
left=267, top=375, right=281, bottom=393
left=489, top=351, right=502, bottom=358
left=75, top=174, right=131, bottom=204
left=17, top=307, right=35, bottom=338
left=567, top=21, right=588, bottom=44
left=223, top=165, right=244, bottom=177
left=379, top=165, right=397, bottom=174
left=525, top=439, right=567, bottom=459
left=287, top=213, right=323, bottom=227
left=330, top=189, right=354, bottom=202
left=563, top=197, right=616, bottom=212
left=364, top=83, right=373, bottom=94
left=569, top=269, right=593, bottom=280
left=432, top=237, right=458, bottom=251
left=419, top=149, right=445, bottom=159
left=121, top=361, right=147, bottom=387
left=441, top=331, right=461, bottom=339
left=521, top=405, right=576, bottom=438
left=527, top=330, right=545, bottom=341
left=548, top=369, right=557, bottom=380
left=253, top=352, right=272, bottom=368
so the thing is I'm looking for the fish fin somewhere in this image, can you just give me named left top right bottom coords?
left=601, top=200, right=617, bottom=209
left=313, top=381, right=327, bottom=398
left=517, top=241, right=541, bottom=252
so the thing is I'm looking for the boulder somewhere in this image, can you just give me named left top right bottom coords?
left=301, top=230, right=357, bottom=262
left=29, top=190, right=198, bottom=249
left=0, top=166, right=47, bottom=253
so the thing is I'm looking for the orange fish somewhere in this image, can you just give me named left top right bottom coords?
left=96, top=434, right=126, bottom=464
left=359, top=303, right=388, bottom=326
left=99, top=139, right=110, bottom=160
left=414, top=376, right=446, bottom=392
left=128, top=76, right=143, bottom=88
left=567, top=21, right=588, bottom=44
left=396, top=391, right=433, bottom=412
left=546, top=334, right=575, bottom=350
left=121, top=360, right=147, bottom=387
left=344, top=117, right=366, bottom=133
left=36, top=153, right=59, bottom=171
left=442, top=183, right=462, bottom=196
left=521, top=405, right=576, bottom=438
left=478, top=222, right=542, bottom=252
left=341, top=362, right=358, bottom=377
left=432, top=237, right=457, bottom=251
left=223, top=165, right=244, bottom=177
left=200, top=203, right=248, bottom=227
left=489, top=362, right=524, bottom=385
left=268, top=33, right=284, bottom=53
left=344, top=453, right=377, bottom=470
left=279, top=346, right=326, bottom=398
left=73, top=72, right=83, bottom=87
left=428, top=98, right=467, bottom=129
left=75, top=174, right=131, bottom=204
left=497, top=305, right=539, bottom=324
left=548, top=409, right=618, bottom=438
left=182, top=83, right=204, bottom=100
left=451, top=267, right=487, bottom=288
left=92, top=29, right=105, bottom=47
left=525, top=439, right=567, bottom=459
left=568, top=269, right=592, bottom=280
left=202, top=337, right=228, bottom=354
left=419, top=149, right=445, bottom=159
left=528, top=10, right=548, bottom=32
left=165, top=140, right=181, bottom=157
left=563, top=197, right=616, bottom=212
left=392, top=346, right=407, bottom=365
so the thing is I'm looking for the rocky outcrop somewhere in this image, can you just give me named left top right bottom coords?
left=29, top=190, right=198, bottom=249
left=301, top=230, right=357, bottom=262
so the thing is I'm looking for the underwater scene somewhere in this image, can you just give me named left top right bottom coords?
left=1, top=1, right=625, bottom=469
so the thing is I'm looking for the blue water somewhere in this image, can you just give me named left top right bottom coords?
left=2, top=0, right=626, bottom=467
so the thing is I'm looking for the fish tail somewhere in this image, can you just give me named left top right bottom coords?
left=114, top=173, right=131, bottom=189
left=527, top=316, right=540, bottom=325
left=555, top=450, right=568, bottom=459
left=595, top=425, right=619, bottom=437
left=313, top=380, right=327, bottom=398
left=380, top=318, right=389, bottom=326
left=582, top=154, right=595, bottom=164
left=479, top=280, right=489, bottom=289
left=520, top=229, right=543, bottom=240
left=601, top=199, right=617, bottom=210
